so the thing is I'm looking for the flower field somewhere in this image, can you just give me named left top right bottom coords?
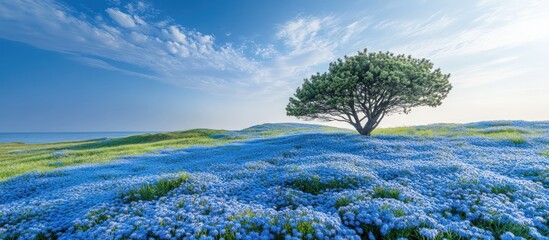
left=0, top=121, right=548, bottom=240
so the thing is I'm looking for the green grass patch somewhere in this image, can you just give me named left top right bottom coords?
left=335, top=197, right=353, bottom=208
left=242, top=124, right=348, bottom=137
left=372, top=124, right=534, bottom=143
left=122, top=173, right=191, bottom=202
left=281, top=150, right=297, bottom=158
left=74, top=207, right=113, bottom=232
left=490, top=185, right=515, bottom=195
left=0, top=124, right=347, bottom=181
left=0, top=129, right=237, bottom=181
left=196, top=209, right=258, bottom=239
left=288, top=176, right=359, bottom=195
left=471, top=219, right=532, bottom=239
left=479, top=128, right=530, bottom=135
left=380, top=204, right=406, bottom=217
left=372, top=186, right=400, bottom=199
left=508, top=136, right=527, bottom=144
left=373, top=126, right=417, bottom=136
left=372, top=124, right=456, bottom=137
left=273, top=217, right=318, bottom=239
left=359, top=224, right=465, bottom=240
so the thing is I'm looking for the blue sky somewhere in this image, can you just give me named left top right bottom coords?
left=1, top=0, right=548, bottom=132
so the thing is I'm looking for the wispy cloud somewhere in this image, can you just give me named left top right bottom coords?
left=106, top=8, right=138, bottom=28
left=0, top=0, right=258, bottom=91
left=388, top=0, right=549, bottom=60
left=1, top=0, right=548, bottom=95
left=451, top=56, right=529, bottom=88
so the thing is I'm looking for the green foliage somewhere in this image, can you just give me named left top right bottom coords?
left=0, top=129, right=233, bottom=181
left=273, top=217, right=318, bottom=239
left=35, top=231, right=59, bottom=240
left=74, top=207, right=112, bottom=232
left=480, top=128, right=530, bottom=135
left=287, top=49, right=452, bottom=135
left=380, top=204, right=406, bottom=217
left=372, top=186, right=400, bottom=199
left=359, top=222, right=466, bottom=240
left=288, top=176, right=358, bottom=195
left=122, top=173, right=191, bottom=202
left=490, top=185, right=515, bottom=195
left=509, top=136, right=527, bottom=144
left=335, top=197, right=353, bottom=208
left=0, top=124, right=350, bottom=181
left=471, top=219, right=532, bottom=239
left=281, top=150, right=297, bottom=158
left=372, top=125, right=533, bottom=145
left=296, top=221, right=315, bottom=236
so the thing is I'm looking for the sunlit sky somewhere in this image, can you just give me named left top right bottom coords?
left=1, top=0, right=548, bottom=132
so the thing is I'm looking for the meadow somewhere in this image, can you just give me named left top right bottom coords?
left=0, top=121, right=548, bottom=240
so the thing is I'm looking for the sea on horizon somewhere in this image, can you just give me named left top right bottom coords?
left=0, top=132, right=156, bottom=144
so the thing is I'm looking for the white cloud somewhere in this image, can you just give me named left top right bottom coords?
left=106, top=8, right=136, bottom=28
left=276, top=16, right=335, bottom=56
left=0, top=0, right=259, bottom=92
left=168, top=25, right=186, bottom=43
left=374, top=13, right=454, bottom=38
left=255, top=44, right=277, bottom=58
left=388, top=0, right=549, bottom=60
left=1, top=0, right=548, bottom=100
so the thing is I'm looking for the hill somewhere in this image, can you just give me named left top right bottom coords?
left=0, top=121, right=548, bottom=239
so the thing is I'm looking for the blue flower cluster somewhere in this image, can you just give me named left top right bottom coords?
left=1, top=121, right=548, bottom=239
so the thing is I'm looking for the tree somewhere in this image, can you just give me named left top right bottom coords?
left=286, top=49, right=452, bottom=136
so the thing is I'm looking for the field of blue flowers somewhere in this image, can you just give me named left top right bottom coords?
left=0, top=121, right=548, bottom=240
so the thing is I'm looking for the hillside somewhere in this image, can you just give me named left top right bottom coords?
left=0, top=121, right=548, bottom=239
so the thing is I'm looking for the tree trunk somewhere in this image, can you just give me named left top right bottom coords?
left=358, top=119, right=378, bottom=136
left=359, top=128, right=373, bottom=136
left=353, top=125, right=373, bottom=136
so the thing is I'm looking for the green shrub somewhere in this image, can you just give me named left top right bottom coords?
left=372, top=186, right=400, bottom=199
left=360, top=224, right=459, bottom=240
left=509, top=137, right=527, bottom=144
left=288, top=176, right=358, bottom=195
left=122, top=173, right=191, bottom=202
left=490, top=185, right=515, bottom=195
left=335, top=197, right=353, bottom=208
left=472, top=219, right=531, bottom=239
left=380, top=204, right=406, bottom=217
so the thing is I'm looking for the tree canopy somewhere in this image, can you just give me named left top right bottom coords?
left=286, top=49, right=452, bottom=136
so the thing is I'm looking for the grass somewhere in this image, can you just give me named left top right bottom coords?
left=372, top=186, right=400, bottom=199
left=0, top=124, right=349, bottom=181
left=121, top=173, right=191, bottom=202
left=490, top=185, right=515, bottom=195
left=288, top=176, right=359, bottom=195
left=2, top=122, right=538, bottom=181
left=74, top=207, right=112, bottom=232
left=508, top=136, right=527, bottom=144
left=471, top=219, right=532, bottom=239
left=242, top=123, right=348, bottom=137
left=359, top=223, right=466, bottom=240
left=380, top=204, right=406, bottom=217
left=373, top=124, right=533, bottom=145
left=0, top=129, right=237, bottom=181
left=271, top=215, right=319, bottom=239
left=372, top=124, right=456, bottom=136
left=335, top=197, right=353, bottom=208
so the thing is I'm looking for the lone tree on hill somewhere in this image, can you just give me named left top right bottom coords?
left=286, top=49, right=452, bottom=136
